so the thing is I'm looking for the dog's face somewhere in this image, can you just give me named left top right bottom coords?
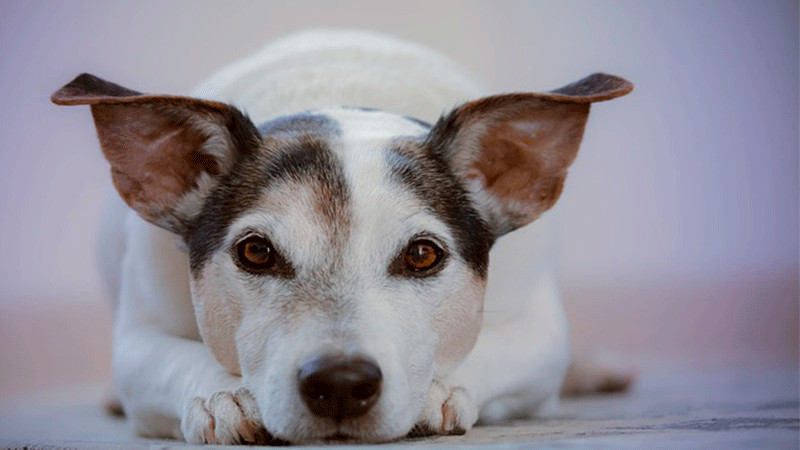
left=190, top=109, right=492, bottom=441
left=52, top=73, right=631, bottom=443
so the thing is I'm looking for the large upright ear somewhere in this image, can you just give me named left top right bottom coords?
left=51, top=73, right=259, bottom=236
left=427, top=73, right=633, bottom=237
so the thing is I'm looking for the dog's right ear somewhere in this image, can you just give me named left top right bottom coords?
left=52, top=73, right=259, bottom=236
left=427, top=73, right=633, bottom=237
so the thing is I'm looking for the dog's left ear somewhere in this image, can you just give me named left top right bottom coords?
left=52, top=73, right=260, bottom=236
left=428, top=73, right=632, bottom=237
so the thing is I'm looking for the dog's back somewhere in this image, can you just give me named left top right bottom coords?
left=192, top=30, right=484, bottom=123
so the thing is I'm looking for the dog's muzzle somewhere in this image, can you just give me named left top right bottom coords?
left=298, top=354, right=382, bottom=422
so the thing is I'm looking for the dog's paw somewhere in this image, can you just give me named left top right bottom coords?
left=181, top=387, right=272, bottom=445
left=560, top=351, right=637, bottom=397
left=102, top=387, right=125, bottom=417
left=409, top=379, right=478, bottom=437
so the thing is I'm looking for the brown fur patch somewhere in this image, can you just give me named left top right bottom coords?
left=92, top=103, right=220, bottom=219
left=388, top=139, right=493, bottom=277
left=432, top=274, right=485, bottom=372
left=194, top=268, right=243, bottom=375
left=467, top=100, right=589, bottom=225
left=188, top=114, right=344, bottom=277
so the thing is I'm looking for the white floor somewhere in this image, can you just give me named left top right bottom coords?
left=1, top=365, right=796, bottom=448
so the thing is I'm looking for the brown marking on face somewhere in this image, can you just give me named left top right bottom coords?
left=187, top=124, right=343, bottom=276
left=190, top=173, right=352, bottom=374
left=259, top=138, right=352, bottom=264
left=433, top=274, right=485, bottom=372
left=193, top=267, right=243, bottom=375
left=311, top=170, right=351, bottom=247
left=190, top=182, right=303, bottom=375
left=388, top=139, right=493, bottom=278
left=256, top=131, right=351, bottom=246
left=247, top=175, right=347, bottom=279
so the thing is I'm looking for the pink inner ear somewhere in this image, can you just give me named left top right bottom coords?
left=472, top=112, right=574, bottom=200
left=93, top=103, right=220, bottom=222
left=464, top=101, right=589, bottom=229
left=51, top=73, right=260, bottom=234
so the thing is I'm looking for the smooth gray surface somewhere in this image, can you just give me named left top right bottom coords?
left=1, top=366, right=797, bottom=448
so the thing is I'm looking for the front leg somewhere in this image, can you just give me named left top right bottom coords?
left=446, top=274, right=570, bottom=424
left=409, top=276, right=568, bottom=436
left=109, top=217, right=271, bottom=444
left=113, top=325, right=270, bottom=444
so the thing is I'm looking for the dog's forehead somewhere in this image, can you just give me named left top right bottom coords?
left=256, top=108, right=429, bottom=141
left=256, top=111, right=342, bottom=137
left=321, top=107, right=431, bottom=137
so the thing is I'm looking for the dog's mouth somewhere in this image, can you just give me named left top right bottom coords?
left=265, top=430, right=362, bottom=446
left=322, top=432, right=358, bottom=443
left=314, top=428, right=402, bottom=445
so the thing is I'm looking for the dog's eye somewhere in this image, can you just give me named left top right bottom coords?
left=235, top=235, right=276, bottom=272
left=403, top=239, right=445, bottom=274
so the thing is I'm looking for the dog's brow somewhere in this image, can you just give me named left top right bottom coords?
left=188, top=130, right=349, bottom=276
left=385, top=142, right=492, bottom=278
left=397, top=211, right=426, bottom=224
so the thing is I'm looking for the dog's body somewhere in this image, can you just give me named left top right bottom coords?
left=54, top=30, right=632, bottom=444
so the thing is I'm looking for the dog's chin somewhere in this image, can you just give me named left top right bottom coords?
left=291, top=429, right=412, bottom=446
left=276, top=424, right=410, bottom=445
left=276, top=431, right=397, bottom=445
left=315, top=431, right=398, bottom=445
left=270, top=415, right=414, bottom=445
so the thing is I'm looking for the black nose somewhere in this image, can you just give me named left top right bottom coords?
left=298, top=355, right=382, bottom=422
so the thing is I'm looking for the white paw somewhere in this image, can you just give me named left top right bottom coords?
left=410, top=379, right=478, bottom=437
left=181, top=387, right=271, bottom=445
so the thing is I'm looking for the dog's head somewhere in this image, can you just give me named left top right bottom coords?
left=52, top=73, right=630, bottom=443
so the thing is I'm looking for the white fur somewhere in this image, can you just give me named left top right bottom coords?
left=104, top=30, right=570, bottom=443
left=192, top=29, right=485, bottom=123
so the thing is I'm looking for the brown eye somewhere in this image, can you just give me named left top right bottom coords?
left=236, top=235, right=275, bottom=272
left=403, top=239, right=445, bottom=274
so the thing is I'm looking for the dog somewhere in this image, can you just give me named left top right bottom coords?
left=51, top=30, right=632, bottom=444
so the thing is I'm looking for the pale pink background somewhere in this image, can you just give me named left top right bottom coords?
left=0, top=0, right=797, bottom=399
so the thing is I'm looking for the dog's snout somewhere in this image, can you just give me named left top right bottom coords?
left=298, top=355, right=382, bottom=422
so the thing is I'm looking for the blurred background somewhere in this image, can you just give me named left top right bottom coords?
left=0, top=0, right=797, bottom=400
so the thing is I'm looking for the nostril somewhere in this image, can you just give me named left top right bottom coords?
left=302, top=380, right=334, bottom=401
left=351, top=382, right=379, bottom=400
left=298, top=355, right=383, bottom=422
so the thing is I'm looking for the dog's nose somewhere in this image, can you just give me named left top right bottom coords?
left=298, top=355, right=382, bottom=422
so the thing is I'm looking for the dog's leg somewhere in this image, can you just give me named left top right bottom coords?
left=426, top=274, right=571, bottom=428
left=113, top=324, right=271, bottom=444
left=111, top=217, right=271, bottom=445
left=560, top=350, right=637, bottom=397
